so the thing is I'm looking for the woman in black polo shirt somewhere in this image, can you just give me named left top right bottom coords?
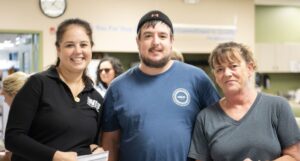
left=5, top=18, right=103, bottom=161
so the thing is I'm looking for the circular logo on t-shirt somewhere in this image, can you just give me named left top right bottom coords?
left=172, top=88, right=190, bottom=107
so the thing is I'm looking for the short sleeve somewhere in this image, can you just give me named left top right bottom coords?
left=188, top=113, right=212, bottom=161
left=102, top=86, right=120, bottom=132
left=198, top=72, right=220, bottom=109
left=276, top=98, right=300, bottom=148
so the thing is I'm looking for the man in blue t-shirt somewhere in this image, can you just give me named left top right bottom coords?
left=102, top=10, right=220, bottom=161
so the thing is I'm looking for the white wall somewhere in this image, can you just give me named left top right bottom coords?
left=0, top=0, right=254, bottom=69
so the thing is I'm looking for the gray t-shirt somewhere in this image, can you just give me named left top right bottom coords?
left=188, top=93, right=300, bottom=161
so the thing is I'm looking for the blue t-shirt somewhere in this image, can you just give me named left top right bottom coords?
left=102, top=61, right=220, bottom=161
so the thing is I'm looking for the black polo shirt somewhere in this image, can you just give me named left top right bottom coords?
left=5, top=66, right=103, bottom=161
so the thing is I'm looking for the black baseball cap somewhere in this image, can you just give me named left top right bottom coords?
left=137, top=10, right=174, bottom=34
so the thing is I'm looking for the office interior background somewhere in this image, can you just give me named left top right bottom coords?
left=0, top=0, right=300, bottom=134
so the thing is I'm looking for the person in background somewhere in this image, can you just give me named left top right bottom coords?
left=95, top=56, right=124, bottom=97
left=0, top=71, right=28, bottom=161
left=170, top=48, right=184, bottom=62
left=5, top=18, right=103, bottom=161
left=188, top=42, right=300, bottom=161
left=1, top=72, right=28, bottom=107
left=102, top=10, right=220, bottom=161
left=0, top=70, right=3, bottom=82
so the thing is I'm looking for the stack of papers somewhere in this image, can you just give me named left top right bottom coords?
left=77, top=151, right=109, bottom=161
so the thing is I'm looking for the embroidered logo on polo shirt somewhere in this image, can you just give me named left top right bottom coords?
left=87, top=96, right=101, bottom=112
left=172, top=88, right=190, bottom=107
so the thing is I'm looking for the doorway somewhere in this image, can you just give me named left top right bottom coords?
left=0, top=31, right=42, bottom=138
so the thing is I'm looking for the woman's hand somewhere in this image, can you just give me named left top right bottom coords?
left=89, top=144, right=104, bottom=154
left=52, top=151, right=77, bottom=161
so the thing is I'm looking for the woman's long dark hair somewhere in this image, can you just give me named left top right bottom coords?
left=53, top=18, right=94, bottom=85
left=96, top=56, right=124, bottom=88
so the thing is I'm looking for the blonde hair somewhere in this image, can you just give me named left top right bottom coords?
left=170, top=49, right=184, bottom=62
left=2, top=72, right=28, bottom=96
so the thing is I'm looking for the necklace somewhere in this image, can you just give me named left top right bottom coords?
left=57, top=67, right=84, bottom=102
left=74, top=97, right=80, bottom=102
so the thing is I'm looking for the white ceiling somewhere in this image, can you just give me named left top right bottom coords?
left=0, top=34, right=33, bottom=51
left=0, top=34, right=20, bottom=44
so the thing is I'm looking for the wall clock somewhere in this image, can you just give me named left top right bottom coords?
left=39, top=0, right=67, bottom=18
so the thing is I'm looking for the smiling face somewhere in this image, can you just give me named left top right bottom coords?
left=99, top=60, right=115, bottom=86
left=136, top=22, right=173, bottom=68
left=56, top=24, right=92, bottom=73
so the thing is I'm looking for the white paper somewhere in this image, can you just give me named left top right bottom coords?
left=77, top=151, right=109, bottom=161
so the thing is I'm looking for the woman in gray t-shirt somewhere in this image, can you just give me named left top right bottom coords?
left=188, top=42, right=300, bottom=161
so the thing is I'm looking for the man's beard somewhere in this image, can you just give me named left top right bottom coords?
left=139, top=53, right=170, bottom=68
